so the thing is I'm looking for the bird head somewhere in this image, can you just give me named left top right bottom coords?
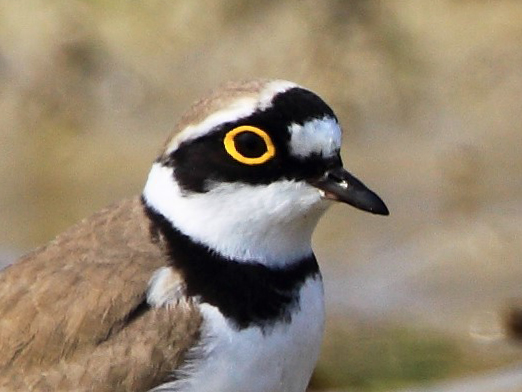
left=143, top=80, right=388, bottom=266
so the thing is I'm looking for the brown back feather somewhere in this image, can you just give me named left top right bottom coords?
left=0, top=197, right=201, bottom=391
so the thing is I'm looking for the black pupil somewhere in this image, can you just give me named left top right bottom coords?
left=234, top=131, right=268, bottom=158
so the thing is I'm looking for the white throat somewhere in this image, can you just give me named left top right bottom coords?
left=142, top=163, right=330, bottom=267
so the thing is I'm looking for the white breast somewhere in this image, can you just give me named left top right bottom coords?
left=152, top=276, right=325, bottom=392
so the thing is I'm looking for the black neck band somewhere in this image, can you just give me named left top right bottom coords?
left=142, top=197, right=319, bottom=330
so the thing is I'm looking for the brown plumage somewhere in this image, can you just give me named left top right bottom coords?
left=0, top=197, right=201, bottom=391
left=0, top=80, right=275, bottom=391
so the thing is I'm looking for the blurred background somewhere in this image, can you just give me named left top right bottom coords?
left=1, top=1, right=522, bottom=391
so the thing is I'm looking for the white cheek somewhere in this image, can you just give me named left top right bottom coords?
left=142, top=164, right=330, bottom=266
left=288, top=117, right=341, bottom=158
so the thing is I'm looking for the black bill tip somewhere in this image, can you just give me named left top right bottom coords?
left=309, top=167, right=389, bottom=216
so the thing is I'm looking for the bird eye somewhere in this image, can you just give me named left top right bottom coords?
left=224, top=126, right=275, bottom=165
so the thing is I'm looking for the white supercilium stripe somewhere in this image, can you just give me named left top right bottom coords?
left=166, top=80, right=298, bottom=154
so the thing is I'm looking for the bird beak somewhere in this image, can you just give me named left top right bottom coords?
left=308, top=167, right=389, bottom=215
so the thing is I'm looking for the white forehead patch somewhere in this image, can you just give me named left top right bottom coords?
left=288, top=116, right=341, bottom=158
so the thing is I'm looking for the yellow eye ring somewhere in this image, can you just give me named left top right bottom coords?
left=223, top=125, right=275, bottom=165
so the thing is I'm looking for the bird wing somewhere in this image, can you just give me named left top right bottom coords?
left=0, top=197, right=202, bottom=391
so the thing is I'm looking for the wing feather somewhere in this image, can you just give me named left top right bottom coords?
left=0, top=197, right=201, bottom=391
